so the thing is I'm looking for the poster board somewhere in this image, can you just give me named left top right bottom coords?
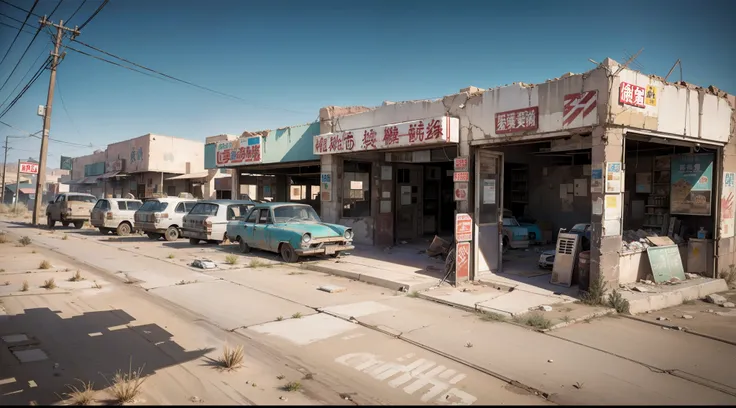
left=646, top=245, right=686, bottom=283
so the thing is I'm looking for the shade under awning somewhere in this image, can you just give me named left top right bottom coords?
left=166, top=171, right=230, bottom=181
left=62, top=178, right=84, bottom=185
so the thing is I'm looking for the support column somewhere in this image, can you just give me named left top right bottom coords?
left=231, top=170, right=240, bottom=200
left=590, top=126, right=624, bottom=288
left=319, top=154, right=341, bottom=224
left=203, top=169, right=217, bottom=199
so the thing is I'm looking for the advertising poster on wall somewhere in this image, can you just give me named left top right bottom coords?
left=320, top=173, right=332, bottom=201
left=720, top=172, right=735, bottom=239
left=590, top=164, right=603, bottom=193
left=605, top=162, right=622, bottom=193
left=670, top=154, right=713, bottom=216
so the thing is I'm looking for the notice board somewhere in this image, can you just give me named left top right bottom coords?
left=646, top=245, right=686, bottom=283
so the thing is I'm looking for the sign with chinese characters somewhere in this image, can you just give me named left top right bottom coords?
left=19, top=162, right=38, bottom=174
left=107, top=159, right=125, bottom=172
left=454, top=182, right=468, bottom=201
left=645, top=85, right=658, bottom=106
left=130, top=146, right=144, bottom=163
left=495, top=107, right=539, bottom=134
left=320, top=172, right=333, bottom=201
left=720, top=172, right=735, bottom=239
left=671, top=154, right=713, bottom=216
left=216, top=136, right=262, bottom=166
left=619, top=82, right=646, bottom=108
left=453, top=171, right=469, bottom=182
left=454, top=156, right=469, bottom=172
left=59, top=156, right=72, bottom=171
left=455, top=213, right=473, bottom=242
left=455, top=241, right=471, bottom=281
left=313, top=116, right=459, bottom=155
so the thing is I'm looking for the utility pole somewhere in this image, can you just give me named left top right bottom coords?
left=14, top=159, right=20, bottom=210
left=32, top=17, right=80, bottom=225
left=1, top=136, right=8, bottom=203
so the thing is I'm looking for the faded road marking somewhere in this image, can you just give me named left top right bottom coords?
left=249, top=314, right=356, bottom=345
left=336, top=352, right=477, bottom=405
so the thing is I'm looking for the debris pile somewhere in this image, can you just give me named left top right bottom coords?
left=621, top=229, right=684, bottom=251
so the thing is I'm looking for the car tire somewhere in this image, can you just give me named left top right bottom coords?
left=73, top=221, right=84, bottom=229
left=280, top=243, right=299, bottom=263
left=238, top=238, right=251, bottom=254
left=146, top=232, right=159, bottom=240
left=502, top=236, right=510, bottom=254
left=330, top=252, right=340, bottom=258
left=189, top=238, right=200, bottom=245
left=47, top=216, right=55, bottom=229
left=164, top=226, right=179, bottom=241
left=206, top=239, right=219, bottom=245
left=117, top=222, right=131, bottom=236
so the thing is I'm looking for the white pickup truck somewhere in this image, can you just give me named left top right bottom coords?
left=46, top=192, right=97, bottom=229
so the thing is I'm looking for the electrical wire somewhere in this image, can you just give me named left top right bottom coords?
left=0, top=0, right=41, bottom=17
left=0, top=19, right=36, bottom=35
left=0, top=45, right=49, bottom=110
left=68, top=41, right=312, bottom=115
left=0, top=24, right=43, bottom=96
left=0, top=56, right=49, bottom=119
left=76, top=0, right=108, bottom=31
left=64, top=45, right=181, bottom=84
left=0, top=0, right=39, bottom=67
left=65, top=0, right=87, bottom=25
left=55, top=76, right=85, bottom=140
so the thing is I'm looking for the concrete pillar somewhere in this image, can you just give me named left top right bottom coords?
left=231, top=170, right=240, bottom=200
left=590, top=125, right=624, bottom=288
left=203, top=169, right=217, bottom=199
left=275, top=175, right=288, bottom=202
left=319, top=154, right=342, bottom=224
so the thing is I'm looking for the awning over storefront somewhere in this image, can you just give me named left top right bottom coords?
left=98, top=171, right=121, bottom=179
left=19, top=188, right=35, bottom=195
left=62, top=178, right=84, bottom=185
left=165, top=171, right=230, bottom=181
left=80, top=176, right=100, bottom=184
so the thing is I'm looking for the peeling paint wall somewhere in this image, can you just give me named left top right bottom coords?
left=611, top=67, right=733, bottom=142
left=106, top=134, right=151, bottom=173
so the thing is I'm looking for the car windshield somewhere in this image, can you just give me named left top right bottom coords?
left=68, top=195, right=97, bottom=203
left=570, top=224, right=588, bottom=233
left=139, top=200, right=167, bottom=212
left=273, top=205, right=320, bottom=223
left=502, top=217, right=519, bottom=227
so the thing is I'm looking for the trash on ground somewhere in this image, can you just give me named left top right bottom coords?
left=318, top=285, right=346, bottom=294
left=191, top=259, right=217, bottom=269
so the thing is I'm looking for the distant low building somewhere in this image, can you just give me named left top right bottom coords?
left=3, top=183, right=35, bottom=205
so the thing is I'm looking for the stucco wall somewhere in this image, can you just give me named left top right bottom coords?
left=106, top=134, right=150, bottom=173
left=148, top=134, right=204, bottom=174
left=71, top=150, right=106, bottom=179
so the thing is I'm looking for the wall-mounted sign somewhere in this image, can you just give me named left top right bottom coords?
left=107, top=159, right=125, bottom=172
left=314, top=116, right=459, bottom=155
left=590, top=164, right=603, bottom=193
left=619, top=82, right=646, bottom=108
left=19, top=161, right=38, bottom=174
left=720, top=172, right=735, bottom=239
left=454, top=156, right=469, bottom=172
left=563, top=91, right=598, bottom=128
left=59, top=156, right=72, bottom=171
left=453, top=171, right=469, bottom=182
left=455, top=213, right=473, bottom=242
left=455, top=241, right=470, bottom=281
left=216, top=136, right=263, bottom=166
left=605, top=162, right=622, bottom=193
left=495, top=107, right=539, bottom=134
left=320, top=172, right=333, bottom=201
left=454, top=182, right=468, bottom=201
left=671, top=154, right=713, bottom=216
left=645, top=85, right=658, bottom=106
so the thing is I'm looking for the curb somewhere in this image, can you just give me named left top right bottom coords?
left=298, top=261, right=437, bottom=293
left=621, top=314, right=736, bottom=347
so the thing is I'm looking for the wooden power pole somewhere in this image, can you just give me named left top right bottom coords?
left=32, top=18, right=80, bottom=225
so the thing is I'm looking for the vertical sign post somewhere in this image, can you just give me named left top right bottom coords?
left=454, top=213, right=473, bottom=282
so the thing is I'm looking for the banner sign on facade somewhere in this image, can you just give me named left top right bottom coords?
left=495, top=107, right=539, bottom=134
left=314, top=116, right=459, bottom=155
left=216, top=136, right=263, bottom=166
left=320, top=172, right=333, bottom=201
left=721, top=172, right=735, bottom=239
left=454, top=156, right=469, bottom=172
left=19, top=162, right=39, bottom=174
left=60, top=156, right=72, bottom=171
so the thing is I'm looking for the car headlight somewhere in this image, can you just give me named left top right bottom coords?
left=301, top=233, right=312, bottom=244
left=344, top=229, right=353, bottom=240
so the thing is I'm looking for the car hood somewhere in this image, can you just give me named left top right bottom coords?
left=274, top=222, right=346, bottom=238
left=504, top=226, right=528, bottom=234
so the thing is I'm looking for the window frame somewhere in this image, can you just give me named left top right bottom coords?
left=341, top=162, right=372, bottom=218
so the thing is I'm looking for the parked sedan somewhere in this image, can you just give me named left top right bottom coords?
left=226, top=202, right=354, bottom=263
left=181, top=199, right=254, bottom=245
left=502, top=214, right=530, bottom=252
left=90, top=198, right=143, bottom=235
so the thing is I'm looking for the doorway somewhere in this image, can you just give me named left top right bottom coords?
left=395, top=164, right=423, bottom=242
left=475, top=149, right=503, bottom=276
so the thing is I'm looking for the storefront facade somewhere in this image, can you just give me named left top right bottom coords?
left=319, top=58, right=735, bottom=287
left=205, top=122, right=322, bottom=208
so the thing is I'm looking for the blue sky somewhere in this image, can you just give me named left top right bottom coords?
left=0, top=0, right=734, bottom=166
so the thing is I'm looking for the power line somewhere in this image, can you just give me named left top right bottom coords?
left=65, top=0, right=87, bottom=25
left=55, top=76, right=85, bottom=140
left=0, top=19, right=35, bottom=35
left=64, top=45, right=181, bottom=84
left=0, top=0, right=39, bottom=67
left=0, top=0, right=41, bottom=17
left=77, top=0, right=108, bottom=31
left=0, top=24, right=44, bottom=99
left=0, top=44, right=49, bottom=110
left=69, top=40, right=312, bottom=115
left=0, top=55, right=49, bottom=119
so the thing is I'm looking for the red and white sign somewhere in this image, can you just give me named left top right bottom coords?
left=216, top=136, right=263, bottom=167
left=455, top=213, right=472, bottom=242
left=619, top=82, right=646, bottom=108
left=19, top=162, right=39, bottom=174
left=495, top=107, right=539, bottom=134
left=454, top=156, right=469, bottom=172
left=453, top=171, right=469, bottom=182
left=314, top=116, right=459, bottom=155
left=563, top=91, right=598, bottom=127
left=454, top=182, right=468, bottom=201
left=455, top=242, right=470, bottom=280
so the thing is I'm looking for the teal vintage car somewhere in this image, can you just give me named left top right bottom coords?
left=226, top=202, right=355, bottom=263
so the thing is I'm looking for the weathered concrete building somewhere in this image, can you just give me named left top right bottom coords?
left=67, top=134, right=218, bottom=199
left=316, top=58, right=735, bottom=288
left=204, top=122, right=322, bottom=210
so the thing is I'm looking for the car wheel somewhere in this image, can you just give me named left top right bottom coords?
left=280, top=243, right=299, bottom=263
left=117, top=222, right=132, bottom=236
left=73, top=221, right=84, bottom=229
left=206, top=239, right=219, bottom=245
left=146, top=232, right=159, bottom=240
left=47, top=216, right=55, bottom=229
left=238, top=238, right=251, bottom=254
left=189, top=238, right=200, bottom=245
left=330, top=252, right=340, bottom=258
left=502, top=236, right=510, bottom=254
left=61, top=222, right=70, bottom=227
left=164, top=226, right=179, bottom=241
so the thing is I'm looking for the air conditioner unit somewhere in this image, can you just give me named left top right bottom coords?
left=550, top=231, right=581, bottom=287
